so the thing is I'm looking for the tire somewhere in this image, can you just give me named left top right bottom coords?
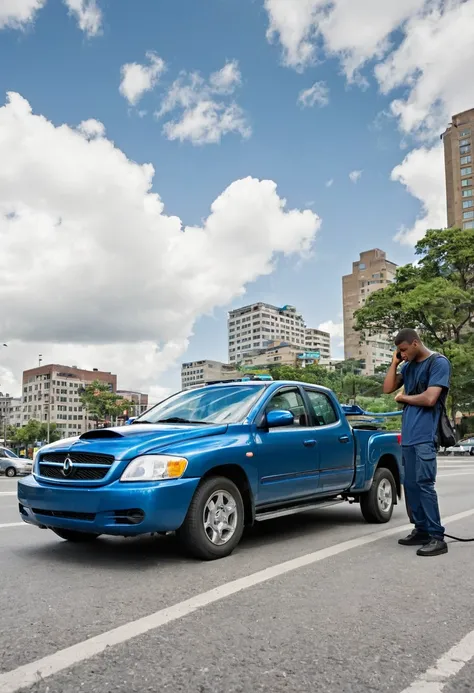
left=52, top=529, right=100, bottom=542
left=5, top=467, right=16, bottom=478
left=470, top=449, right=474, bottom=457
left=177, top=476, right=245, bottom=560
left=360, top=467, right=396, bottom=524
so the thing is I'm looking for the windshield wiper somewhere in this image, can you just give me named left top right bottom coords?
left=156, top=417, right=210, bottom=425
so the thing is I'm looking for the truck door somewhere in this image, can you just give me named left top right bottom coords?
left=303, top=388, right=355, bottom=493
left=255, top=386, right=322, bottom=505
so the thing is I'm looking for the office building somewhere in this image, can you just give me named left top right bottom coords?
left=228, top=303, right=307, bottom=363
left=442, top=108, right=474, bottom=229
left=305, top=328, right=331, bottom=361
left=21, top=364, right=117, bottom=438
left=181, top=360, right=240, bottom=389
left=117, top=390, right=149, bottom=417
left=342, top=249, right=397, bottom=375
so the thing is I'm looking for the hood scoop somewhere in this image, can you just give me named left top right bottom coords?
left=79, top=429, right=124, bottom=440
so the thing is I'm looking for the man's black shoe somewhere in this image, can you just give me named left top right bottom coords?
left=416, top=538, right=448, bottom=557
left=398, top=530, right=431, bottom=546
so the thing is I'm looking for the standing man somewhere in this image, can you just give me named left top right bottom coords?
left=383, top=328, right=451, bottom=557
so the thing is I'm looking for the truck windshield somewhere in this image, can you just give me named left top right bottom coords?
left=134, top=385, right=267, bottom=425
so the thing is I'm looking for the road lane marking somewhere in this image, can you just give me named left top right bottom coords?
left=0, top=492, right=16, bottom=496
left=399, top=627, right=474, bottom=692
left=0, top=522, right=27, bottom=529
left=438, top=472, right=474, bottom=478
left=0, top=508, right=473, bottom=693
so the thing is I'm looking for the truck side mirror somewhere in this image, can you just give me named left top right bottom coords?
left=266, top=410, right=294, bottom=428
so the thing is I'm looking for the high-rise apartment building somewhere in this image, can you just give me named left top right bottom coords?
left=442, top=108, right=474, bottom=230
left=342, top=249, right=397, bottom=375
left=181, top=360, right=240, bottom=389
left=116, top=390, right=149, bottom=417
left=21, top=364, right=117, bottom=439
left=228, top=303, right=307, bottom=363
left=305, top=328, right=331, bottom=361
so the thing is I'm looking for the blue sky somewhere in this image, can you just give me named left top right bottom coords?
left=1, top=0, right=469, bottom=398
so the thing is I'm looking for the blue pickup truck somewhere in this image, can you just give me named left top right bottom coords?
left=18, top=378, right=402, bottom=560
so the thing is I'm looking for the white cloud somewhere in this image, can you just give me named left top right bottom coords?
left=325, top=178, right=334, bottom=188
left=77, top=118, right=105, bottom=139
left=63, top=0, right=102, bottom=36
left=0, top=92, right=320, bottom=396
left=120, top=51, right=166, bottom=106
left=375, top=0, right=474, bottom=138
left=297, top=81, right=329, bottom=108
left=391, top=143, right=446, bottom=246
left=156, top=61, right=251, bottom=145
left=349, top=170, right=363, bottom=184
left=0, top=0, right=46, bottom=29
left=264, top=0, right=426, bottom=77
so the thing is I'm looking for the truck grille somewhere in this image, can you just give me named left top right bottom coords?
left=32, top=508, right=96, bottom=521
left=38, top=451, right=115, bottom=481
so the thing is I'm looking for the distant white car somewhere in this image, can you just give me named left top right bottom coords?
left=440, top=442, right=471, bottom=456
left=0, top=447, right=32, bottom=477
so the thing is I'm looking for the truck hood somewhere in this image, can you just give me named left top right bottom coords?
left=40, top=423, right=228, bottom=460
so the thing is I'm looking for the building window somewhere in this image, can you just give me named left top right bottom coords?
left=462, top=178, right=472, bottom=187
left=461, top=167, right=472, bottom=176
left=460, top=146, right=471, bottom=155
left=463, top=211, right=474, bottom=219
left=463, top=220, right=474, bottom=229
left=462, top=189, right=473, bottom=197
left=460, top=156, right=472, bottom=165
left=460, top=129, right=471, bottom=137
left=460, top=139, right=470, bottom=147
left=462, top=200, right=473, bottom=209
left=359, top=263, right=366, bottom=270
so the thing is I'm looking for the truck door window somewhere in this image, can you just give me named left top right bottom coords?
left=265, top=388, right=309, bottom=426
left=305, top=390, right=338, bottom=426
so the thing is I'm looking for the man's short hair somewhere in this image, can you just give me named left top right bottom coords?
left=394, top=328, right=420, bottom=346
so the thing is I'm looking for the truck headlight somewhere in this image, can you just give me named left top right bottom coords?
left=120, top=455, right=188, bottom=482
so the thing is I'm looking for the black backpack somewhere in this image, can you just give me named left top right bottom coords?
left=408, top=353, right=456, bottom=448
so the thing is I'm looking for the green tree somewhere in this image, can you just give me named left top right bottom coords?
left=10, top=420, right=62, bottom=447
left=354, top=227, right=474, bottom=416
left=79, top=380, right=133, bottom=426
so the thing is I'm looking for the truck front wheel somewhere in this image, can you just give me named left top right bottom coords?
left=360, top=467, right=396, bottom=524
left=52, top=529, right=101, bottom=542
left=178, top=476, right=245, bottom=560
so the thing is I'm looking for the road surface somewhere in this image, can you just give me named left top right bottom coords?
left=1, top=456, right=474, bottom=692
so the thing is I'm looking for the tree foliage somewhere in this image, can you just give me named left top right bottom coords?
left=79, top=380, right=133, bottom=424
left=354, top=228, right=474, bottom=414
left=9, top=420, right=61, bottom=447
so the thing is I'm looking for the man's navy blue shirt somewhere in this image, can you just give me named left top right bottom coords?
left=400, top=354, right=451, bottom=446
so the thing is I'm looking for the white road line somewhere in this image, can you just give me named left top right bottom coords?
left=0, top=522, right=27, bottom=529
left=1, top=508, right=473, bottom=693
left=0, top=492, right=16, bottom=496
left=399, top=628, right=474, bottom=692
left=438, top=472, right=474, bottom=478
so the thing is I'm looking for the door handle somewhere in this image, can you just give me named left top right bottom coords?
left=339, top=435, right=350, bottom=444
left=303, top=439, right=317, bottom=447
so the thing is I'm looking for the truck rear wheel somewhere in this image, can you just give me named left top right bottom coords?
left=52, top=529, right=101, bottom=542
left=360, top=467, right=396, bottom=524
left=177, top=476, right=245, bottom=560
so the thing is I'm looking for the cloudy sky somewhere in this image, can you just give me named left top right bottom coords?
left=0, top=0, right=470, bottom=402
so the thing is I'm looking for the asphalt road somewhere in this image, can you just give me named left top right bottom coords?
left=1, top=456, right=474, bottom=693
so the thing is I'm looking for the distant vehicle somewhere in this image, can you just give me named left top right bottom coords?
left=19, top=378, right=402, bottom=560
left=0, top=447, right=32, bottom=477
left=459, top=437, right=474, bottom=456
left=440, top=441, right=472, bottom=456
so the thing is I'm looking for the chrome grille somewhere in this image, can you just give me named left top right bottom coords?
left=38, top=451, right=114, bottom=481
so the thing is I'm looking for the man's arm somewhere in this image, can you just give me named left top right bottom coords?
left=383, top=352, right=403, bottom=394
left=395, top=387, right=442, bottom=408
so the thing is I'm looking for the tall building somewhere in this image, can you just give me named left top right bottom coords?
left=442, top=108, right=474, bottom=230
left=228, top=303, right=307, bottom=363
left=21, top=364, right=117, bottom=439
left=305, top=328, right=331, bottom=361
left=116, top=390, right=149, bottom=417
left=181, top=360, right=240, bottom=389
left=342, top=249, right=397, bottom=375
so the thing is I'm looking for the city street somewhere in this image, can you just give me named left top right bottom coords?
left=1, top=458, right=474, bottom=693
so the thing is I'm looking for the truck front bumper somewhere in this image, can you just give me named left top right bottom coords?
left=17, top=475, right=200, bottom=536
